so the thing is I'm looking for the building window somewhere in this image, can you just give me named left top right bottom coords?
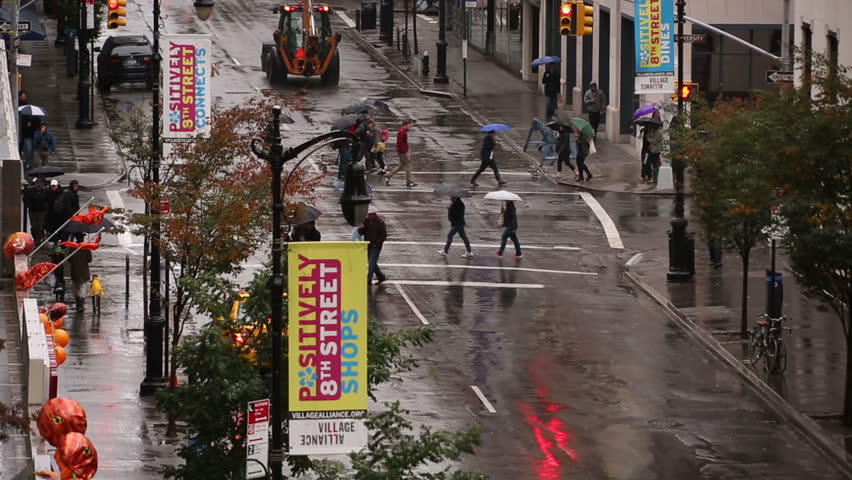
left=802, top=23, right=812, bottom=85
left=827, top=30, right=839, bottom=81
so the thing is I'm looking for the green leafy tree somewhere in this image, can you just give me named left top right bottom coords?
left=772, top=56, right=852, bottom=423
left=671, top=98, right=779, bottom=334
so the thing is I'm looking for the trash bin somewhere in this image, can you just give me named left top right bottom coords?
left=508, top=2, right=521, bottom=30
left=361, top=2, right=377, bottom=29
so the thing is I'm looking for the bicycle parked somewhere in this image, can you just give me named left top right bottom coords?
left=749, top=314, right=792, bottom=375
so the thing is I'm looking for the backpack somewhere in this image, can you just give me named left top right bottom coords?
left=381, top=129, right=389, bottom=142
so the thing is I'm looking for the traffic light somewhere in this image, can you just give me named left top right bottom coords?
left=575, top=1, right=593, bottom=37
left=559, top=2, right=573, bottom=36
left=671, top=82, right=699, bottom=102
left=107, top=0, right=128, bottom=29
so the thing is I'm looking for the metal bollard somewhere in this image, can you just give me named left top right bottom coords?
left=422, top=51, right=429, bottom=76
left=125, top=253, right=130, bottom=306
left=396, top=27, right=401, bottom=51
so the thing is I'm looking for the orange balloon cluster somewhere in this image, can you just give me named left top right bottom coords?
left=36, top=400, right=98, bottom=479
left=40, top=310, right=70, bottom=365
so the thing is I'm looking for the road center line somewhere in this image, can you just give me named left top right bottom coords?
left=384, top=280, right=543, bottom=289
left=579, top=192, right=624, bottom=249
left=106, top=190, right=133, bottom=247
left=380, top=263, right=597, bottom=276
left=394, top=284, right=429, bottom=325
left=470, top=386, right=497, bottom=413
left=335, top=11, right=356, bottom=28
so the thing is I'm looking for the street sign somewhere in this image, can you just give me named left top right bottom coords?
left=159, top=199, right=170, bottom=214
left=16, top=53, right=31, bottom=67
left=766, top=70, right=793, bottom=84
left=0, top=22, right=32, bottom=33
left=675, top=34, right=707, bottom=44
left=465, top=0, right=477, bottom=7
left=246, top=399, right=270, bottom=480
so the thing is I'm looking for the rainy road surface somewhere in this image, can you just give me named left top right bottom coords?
left=48, top=0, right=850, bottom=478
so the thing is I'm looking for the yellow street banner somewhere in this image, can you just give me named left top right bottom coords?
left=287, top=242, right=368, bottom=454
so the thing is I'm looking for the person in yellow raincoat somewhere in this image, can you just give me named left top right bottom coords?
left=89, top=274, right=104, bottom=314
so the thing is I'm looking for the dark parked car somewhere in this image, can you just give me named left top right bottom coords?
left=96, top=35, right=154, bottom=91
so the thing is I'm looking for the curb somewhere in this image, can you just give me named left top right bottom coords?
left=623, top=255, right=852, bottom=478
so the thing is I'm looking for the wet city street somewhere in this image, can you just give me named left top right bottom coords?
left=14, top=0, right=849, bottom=478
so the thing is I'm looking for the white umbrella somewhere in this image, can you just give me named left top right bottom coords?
left=18, top=105, right=48, bottom=116
left=484, top=190, right=522, bottom=201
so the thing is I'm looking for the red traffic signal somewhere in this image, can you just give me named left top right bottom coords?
left=671, top=82, right=699, bottom=102
left=560, top=2, right=573, bottom=36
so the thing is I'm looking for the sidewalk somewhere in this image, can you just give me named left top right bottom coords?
left=346, top=9, right=667, bottom=195
left=626, top=246, right=852, bottom=466
left=18, top=15, right=124, bottom=189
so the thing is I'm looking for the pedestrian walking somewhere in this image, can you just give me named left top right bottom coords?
left=335, top=139, right=353, bottom=181
left=645, top=120, right=664, bottom=184
left=640, top=111, right=662, bottom=182
left=583, top=81, right=606, bottom=138
left=384, top=119, right=416, bottom=187
left=24, top=180, right=51, bottom=246
left=20, top=116, right=38, bottom=170
left=542, top=64, right=560, bottom=121
left=32, top=123, right=57, bottom=167
left=290, top=220, right=322, bottom=242
left=89, top=274, right=105, bottom=314
left=353, top=113, right=371, bottom=165
left=575, top=133, right=594, bottom=182
left=45, top=179, right=64, bottom=240
left=69, top=248, right=92, bottom=312
left=369, top=123, right=388, bottom=174
left=707, top=236, right=723, bottom=268
left=58, top=180, right=82, bottom=241
left=494, top=200, right=522, bottom=258
left=358, top=206, right=388, bottom=286
left=555, top=125, right=578, bottom=180
left=470, top=131, right=508, bottom=187
left=437, top=197, right=473, bottom=258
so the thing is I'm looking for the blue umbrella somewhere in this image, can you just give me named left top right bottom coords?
left=633, top=104, right=659, bottom=119
left=531, top=56, right=561, bottom=67
left=480, top=123, right=512, bottom=132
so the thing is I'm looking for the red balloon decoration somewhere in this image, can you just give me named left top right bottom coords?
left=37, top=398, right=87, bottom=447
left=56, top=433, right=98, bottom=480
left=3, top=231, right=34, bottom=258
left=48, top=303, right=68, bottom=320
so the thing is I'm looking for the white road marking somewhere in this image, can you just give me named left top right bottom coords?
left=336, top=11, right=356, bottom=28
left=471, top=386, right=497, bottom=413
left=231, top=57, right=241, bottom=66
left=106, top=190, right=133, bottom=247
left=380, top=263, right=597, bottom=276
left=626, top=252, right=643, bottom=267
left=394, top=284, right=429, bottom=325
left=383, top=280, right=543, bottom=289
left=579, top=192, right=624, bottom=249
left=383, top=240, right=580, bottom=251
left=416, top=14, right=438, bottom=24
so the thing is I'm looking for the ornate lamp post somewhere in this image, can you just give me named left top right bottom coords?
left=434, top=0, right=449, bottom=83
left=141, top=0, right=216, bottom=396
left=667, top=0, right=692, bottom=283
left=251, top=107, right=367, bottom=480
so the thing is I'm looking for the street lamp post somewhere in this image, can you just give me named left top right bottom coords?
left=141, top=0, right=216, bottom=396
left=667, top=0, right=692, bottom=282
left=76, top=0, right=93, bottom=129
left=433, top=0, right=449, bottom=83
left=251, top=108, right=364, bottom=480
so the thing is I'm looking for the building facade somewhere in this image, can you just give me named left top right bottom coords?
left=510, top=0, right=796, bottom=143
left=792, top=0, right=850, bottom=90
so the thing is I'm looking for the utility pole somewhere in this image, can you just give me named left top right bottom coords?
left=667, top=0, right=692, bottom=282
left=485, top=0, right=495, bottom=56
left=76, top=0, right=93, bottom=129
left=11, top=0, right=19, bottom=130
left=781, top=0, right=791, bottom=71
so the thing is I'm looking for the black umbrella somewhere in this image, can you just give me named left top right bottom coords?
left=633, top=117, right=663, bottom=127
left=283, top=204, right=322, bottom=225
left=62, top=218, right=116, bottom=234
left=26, top=166, right=65, bottom=177
left=331, top=114, right=360, bottom=131
left=433, top=185, right=472, bottom=198
left=545, top=120, right=569, bottom=131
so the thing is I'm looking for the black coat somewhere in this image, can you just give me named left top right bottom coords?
left=542, top=71, right=560, bottom=97
left=25, top=187, right=51, bottom=212
left=502, top=202, right=518, bottom=230
left=59, top=189, right=80, bottom=221
left=358, top=216, right=387, bottom=250
left=448, top=200, right=465, bottom=226
left=45, top=187, right=64, bottom=228
left=480, top=135, right=495, bottom=162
